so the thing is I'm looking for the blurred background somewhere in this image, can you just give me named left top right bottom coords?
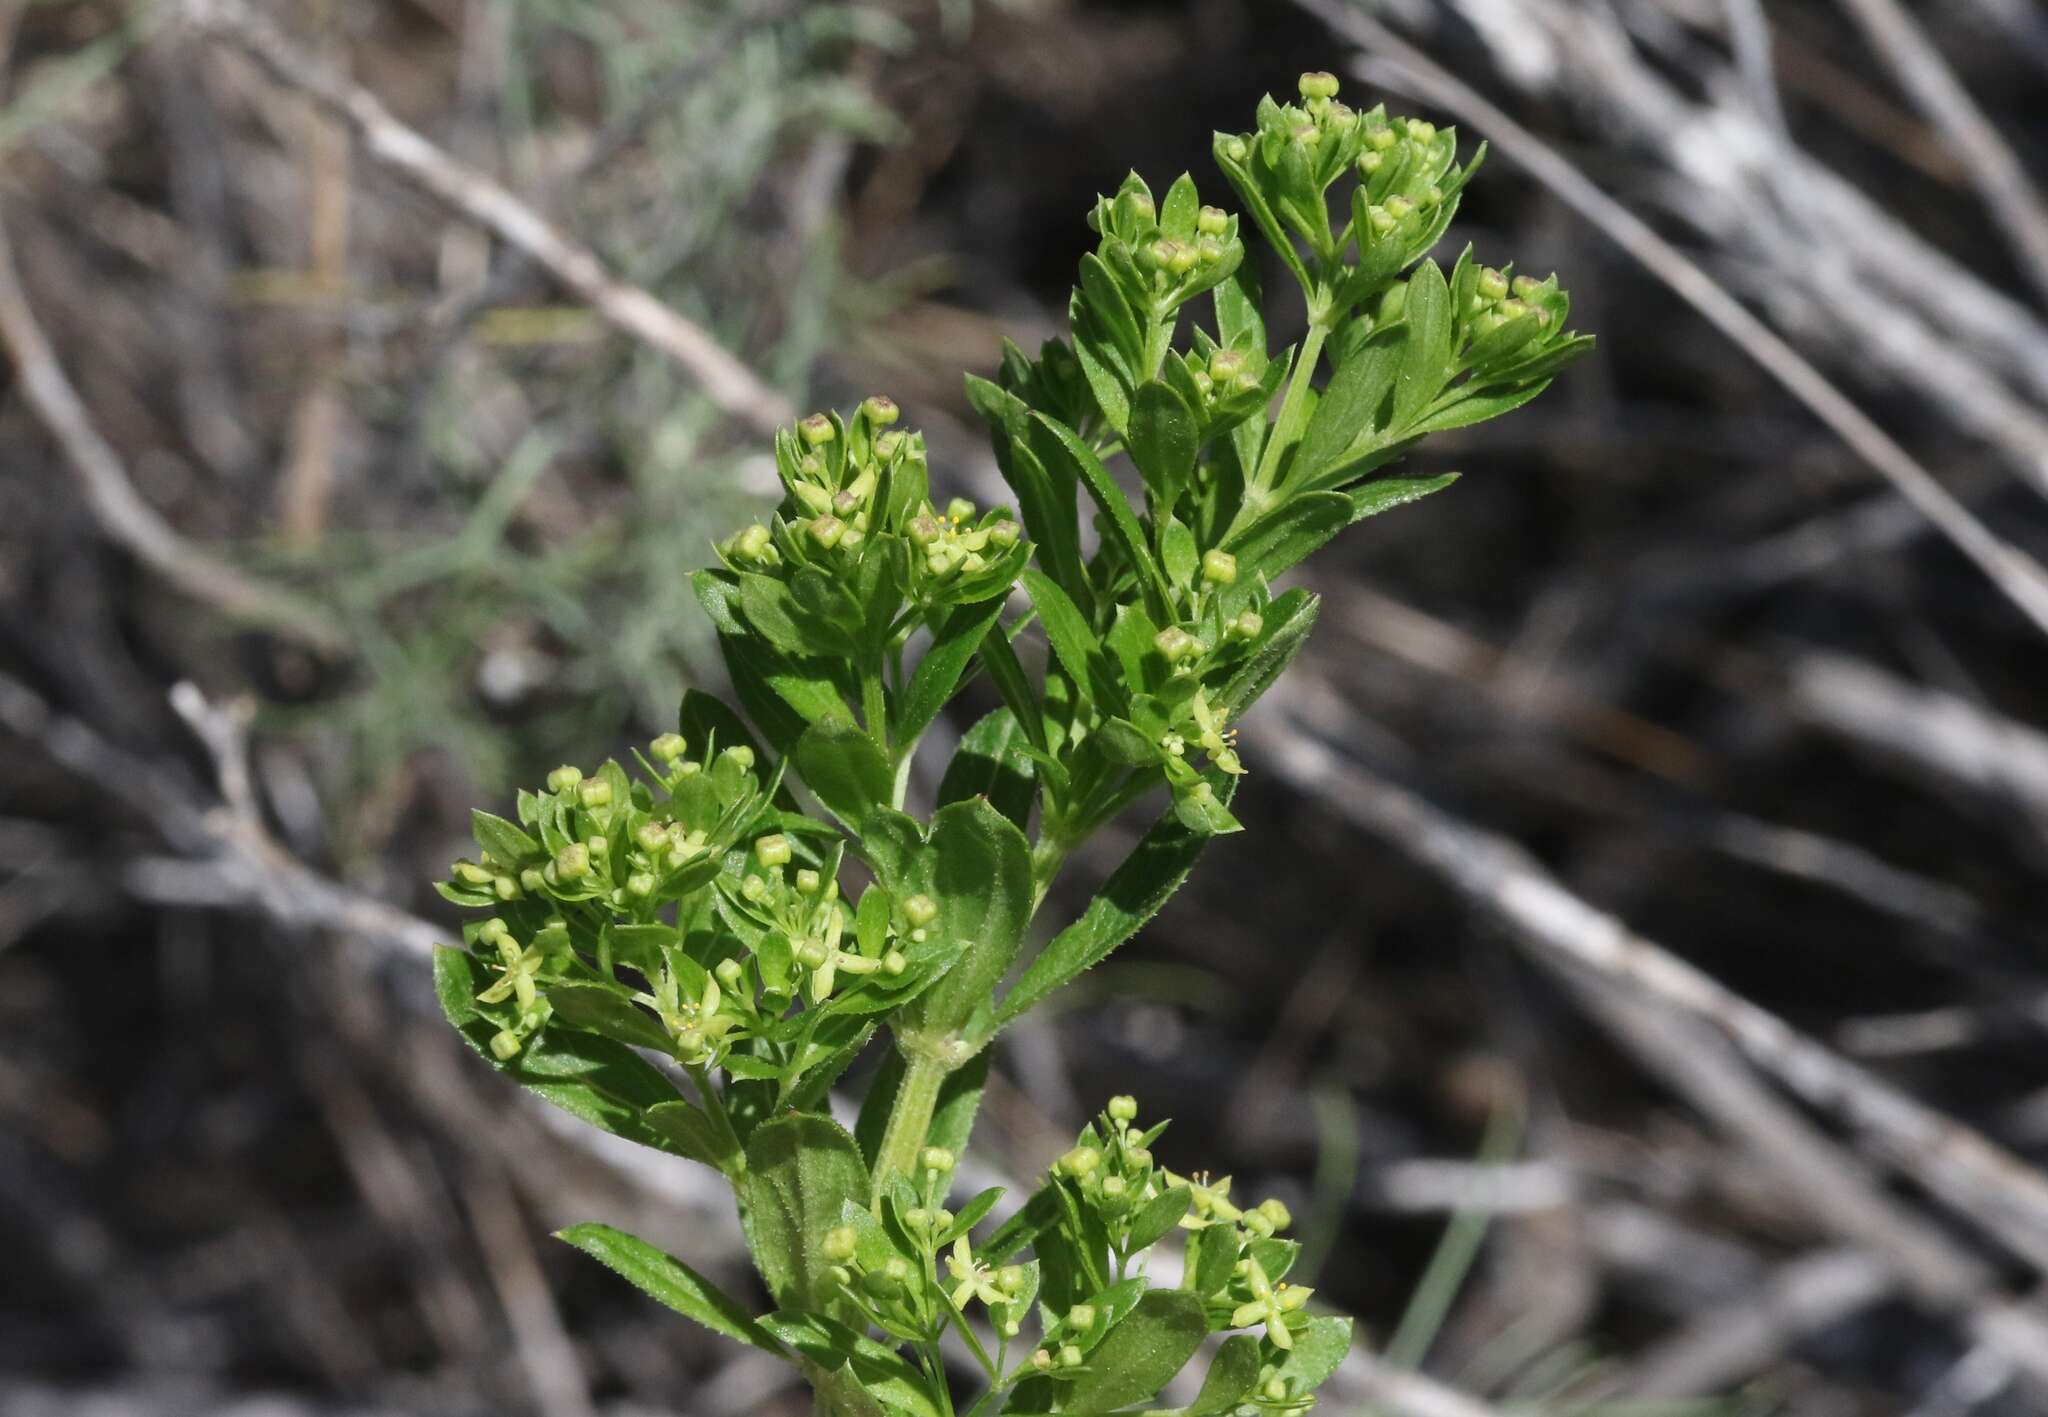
left=4, top=0, right=2048, bottom=1413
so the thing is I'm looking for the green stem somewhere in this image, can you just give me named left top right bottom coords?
left=1248, top=313, right=1332, bottom=501
left=687, top=1062, right=746, bottom=1178
left=1028, top=831, right=1069, bottom=914
left=870, top=1046, right=951, bottom=1202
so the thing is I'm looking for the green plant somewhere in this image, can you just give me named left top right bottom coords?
left=434, top=72, right=1588, bottom=1416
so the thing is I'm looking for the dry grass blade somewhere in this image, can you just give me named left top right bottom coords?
left=179, top=0, right=796, bottom=435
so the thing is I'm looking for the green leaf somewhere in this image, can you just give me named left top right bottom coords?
left=434, top=946, right=692, bottom=1158
left=760, top=1311, right=943, bottom=1417
left=1213, top=252, right=1264, bottom=354
left=896, top=595, right=1008, bottom=755
left=1124, top=1184, right=1192, bottom=1252
left=1022, top=569, right=1121, bottom=715
left=937, top=707, right=1038, bottom=831
left=1266, top=1315, right=1354, bottom=1397
left=1187, top=1334, right=1263, bottom=1415
left=1295, top=323, right=1402, bottom=487
left=977, top=623, right=1048, bottom=756
left=794, top=720, right=893, bottom=834
left=1128, top=381, right=1198, bottom=510
left=1218, top=589, right=1320, bottom=718
left=546, top=985, right=674, bottom=1056
left=1158, top=171, right=1200, bottom=241
left=893, top=799, right=1035, bottom=1042
left=1060, top=1290, right=1207, bottom=1412
left=983, top=794, right=1221, bottom=1035
left=1349, top=472, right=1459, bottom=523
left=1406, top=380, right=1551, bottom=435
left=927, top=1047, right=990, bottom=1156
left=471, top=810, right=539, bottom=867
left=555, top=1223, right=785, bottom=1358
left=964, top=374, right=1085, bottom=602
left=1224, top=490, right=1351, bottom=580
left=644, top=1101, right=742, bottom=1174
left=1393, top=260, right=1452, bottom=430
left=1026, top=413, right=1171, bottom=622
left=738, top=1113, right=871, bottom=1309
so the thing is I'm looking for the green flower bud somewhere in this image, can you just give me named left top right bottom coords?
left=793, top=868, right=820, bottom=895
left=626, top=872, right=656, bottom=898
left=577, top=777, right=612, bottom=809
left=721, top=744, right=755, bottom=773
left=635, top=821, right=669, bottom=853
left=832, top=490, right=861, bottom=517
left=987, top=519, right=1020, bottom=549
left=1202, top=548, right=1238, bottom=585
left=821, top=1225, right=859, bottom=1264
left=1498, top=298, right=1533, bottom=322
left=715, top=958, right=745, bottom=991
left=874, top=429, right=905, bottom=460
left=793, top=482, right=834, bottom=518
left=808, top=514, right=846, bottom=549
left=1208, top=348, right=1247, bottom=382
left=1405, top=117, right=1437, bottom=144
left=1141, top=238, right=1181, bottom=271
left=1232, top=369, right=1263, bottom=396
left=862, top=1266, right=903, bottom=1301
left=861, top=395, right=900, bottom=427
left=1324, top=101, right=1357, bottom=131
left=650, top=732, right=687, bottom=763
left=1366, top=204, right=1398, bottom=237
left=1418, top=183, right=1443, bottom=209
left=1258, top=1197, right=1293, bottom=1232
left=946, top=497, right=976, bottom=523
left=494, top=875, right=521, bottom=900
left=1166, top=242, right=1199, bottom=275
left=1366, top=124, right=1399, bottom=152
left=1298, top=70, right=1340, bottom=101
left=1196, top=205, right=1229, bottom=236
left=920, top=1146, right=956, bottom=1174
left=1476, top=267, right=1509, bottom=303
left=586, top=834, right=609, bottom=857
left=1155, top=626, right=1201, bottom=662
left=1059, top=1344, right=1084, bottom=1368
left=997, top=1265, right=1028, bottom=1295
left=1229, top=610, right=1263, bottom=641
left=1100, top=1175, right=1127, bottom=1199
left=1059, top=1146, right=1102, bottom=1178
left=452, top=859, right=493, bottom=886
left=754, top=834, right=792, bottom=868
left=489, top=1029, right=524, bottom=1060
left=1107, top=1095, right=1138, bottom=1122
left=904, top=893, right=938, bottom=927
left=547, top=765, right=583, bottom=794
left=798, top=413, right=835, bottom=446
left=1067, top=1303, right=1097, bottom=1331
left=730, top=522, right=776, bottom=565
left=519, top=867, right=546, bottom=892
left=1031, top=1349, right=1053, bottom=1372
left=1288, top=123, right=1320, bottom=148
left=1190, top=369, right=1214, bottom=400
left=554, top=843, right=590, bottom=882
left=741, top=876, right=769, bottom=903
left=1117, top=188, right=1157, bottom=228
left=903, top=1206, right=931, bottom=1231
left=1356, top=149, right=1383, bottom=175
left=907, top=513, right=943, bottom=547
left=1221, top=135, right=1249, bottom=162
left=1383, top=194, right=1415, bottom=221
left=1264, top=1379, right=1288, bottom=1403
left=882, top=949, right=907, bottom=976
left=479, top=916, right=513, bottom=946
left=795, top=938, right=829, bottom=969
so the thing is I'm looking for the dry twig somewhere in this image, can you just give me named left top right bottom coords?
left=180, top=0, right=796, bottom=435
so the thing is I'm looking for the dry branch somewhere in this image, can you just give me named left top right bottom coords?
left=1266, top=678, right=2048, bottom=1283
left=179, top=0, right=796, bottom=436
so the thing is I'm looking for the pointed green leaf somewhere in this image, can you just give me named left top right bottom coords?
left=937, top=707, right=1038, bottom=831
left=794, top=720, right=893, bottom=834
left=1223, top=491, right=1351, bottom=580
left=1026, top=413, right=1171, bottom=621
left=1392, top=260, right=1452, bottom=429
left=894, top=798, right=1035, bottom=1042
left=546, top=985, right=674, bottom=1055
left=1060, top=1290, right=1207, bottom=1412
left=896, top=595, right=1008, bottom=754
left=983, top=787, right=1229, bottom=1036
left=1350, top=472, right=1459, bottom=523
left=1128, top=380, right=1198, bottom=510
left=738, top=1113, right=871, bottom=1309
left=556, top=1223, right=786, bottom=1357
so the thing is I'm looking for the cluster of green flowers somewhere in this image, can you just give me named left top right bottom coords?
left=722, top=397, right=1028, bottom=611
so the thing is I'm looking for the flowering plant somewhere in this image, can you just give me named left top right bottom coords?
left=435, top=72, right=1587, bottom=1415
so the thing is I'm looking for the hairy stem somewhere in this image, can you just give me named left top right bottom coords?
left=1248, top=314, right=1332, bottom=502
left=870, top=1046, right=950, bottom=1202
